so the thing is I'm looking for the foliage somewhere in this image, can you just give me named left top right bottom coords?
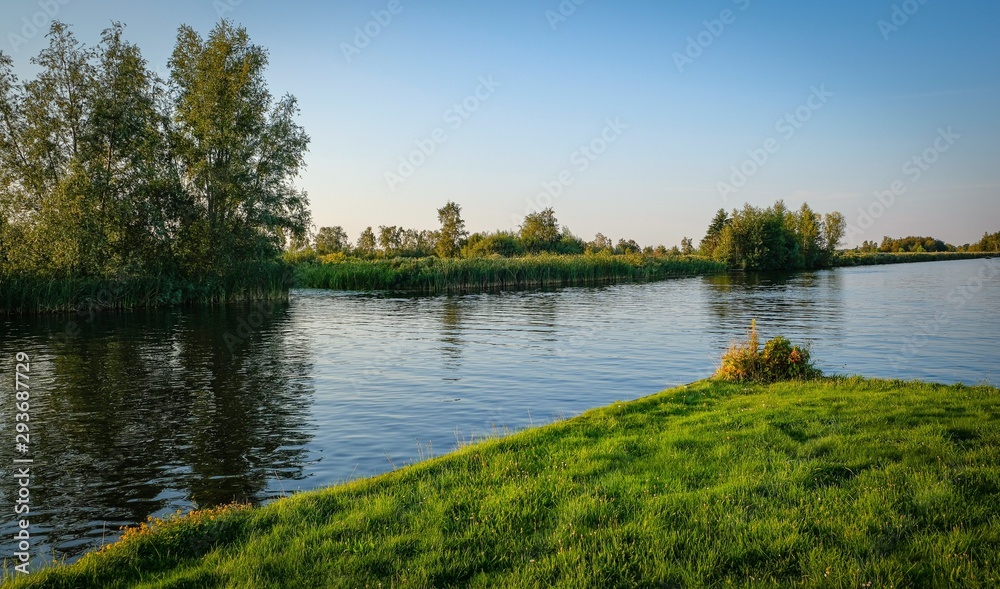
left=519, top=208, right=561, bottom=253
left=314, top=226, right=349, bottom=255
left=878, top=235, right=951, bottom=253
left=833, top=250, right=990, bottom=267
left=435, top=201, right=467, bottom=258
left=355, top=226, right=376, bottom=255
left=699, top=208, right=730, bottom=257
left=714, top=320, right=820, bottom=383
left=295, top=253, right=725, bottom=293
left=0, top=21, right=309, bottom=311
left=10, top=377, right=1000, bottom=588
left=710, top=201, right=844, bottom=271
left=461, top=231, right=524, bottom=258
left=969, top=230, right=1000, bottom=252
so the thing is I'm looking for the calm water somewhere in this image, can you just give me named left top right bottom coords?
left=1, top=259, right=998, bottom=567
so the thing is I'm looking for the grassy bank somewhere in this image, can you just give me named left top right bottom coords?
left=9, top=377, right=999, bottom=588
left=0, top=264, right=294, bottom=315
left=294, top=253, right=726, bottom=293
left=832, top=251, right=994, bottom=267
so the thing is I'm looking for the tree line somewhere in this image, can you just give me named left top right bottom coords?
left=299, top=203, right=690, bottom=261
left=854, top=232, right=1000, bottom=254
left=0, top=21, right=310, bottom=283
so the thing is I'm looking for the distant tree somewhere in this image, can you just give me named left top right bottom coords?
left=520, top=208, right=560, bottom=252
left=971, top=231, right=1000, bottom=252
left=680, top=237, right=694, bottom=255
left=877, top=235, right=948, bottom=253
left=821, top=212, right=846, bottom=261
left=794, top=203, right=823, bottom=268
left=315, top=226, right=349, bottom=254
left=378, top=225, right=403, bottom=255
left=616, top=238, right=641, bottom=254
left=590, top=232, right=613, bottom=252
left=356, top=226, right=376, bottom=255
left=436, top=201, right=467, bottom=258
left=700, top=208, right=730, bottom=258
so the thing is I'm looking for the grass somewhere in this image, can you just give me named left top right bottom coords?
left=6, top=376, right=999, bottom=588
left=832, top=251, right=993, bottom=267
left=293, top=253, right=726, bottom=293
left=0, top=263, right=294, bottom=314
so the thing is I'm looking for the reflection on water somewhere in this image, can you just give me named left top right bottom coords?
left=1, top=259, right=998, bottom=567
left=0, top=305, right=314, bottom=565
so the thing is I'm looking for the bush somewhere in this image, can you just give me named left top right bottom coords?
left=715, top=320, right=820, bottom=383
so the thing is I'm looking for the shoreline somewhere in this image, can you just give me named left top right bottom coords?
left=7, top=376, right=999, bottom=587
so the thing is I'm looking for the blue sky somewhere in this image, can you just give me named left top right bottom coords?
left=5, top=0, right=998, bottom=247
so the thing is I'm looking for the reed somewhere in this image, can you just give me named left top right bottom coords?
left=294, top=253, right=726, bottom=293
left=833, top=251, right=992, bottom=267
left=0, top=263, right=293, bottom=315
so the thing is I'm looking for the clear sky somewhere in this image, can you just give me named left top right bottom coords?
left=5, top=0, right=998, bottom=247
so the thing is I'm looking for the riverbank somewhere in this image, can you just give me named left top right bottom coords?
left=0, top=264, right=293, bottom=315
left=832, top=251, right=993, bottom=267
left=8, top=376, right=998, bottom=588
left=293, top=253, right=726, bottom=293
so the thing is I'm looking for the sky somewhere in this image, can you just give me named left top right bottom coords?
left=4, top=0, right=999, bottom=248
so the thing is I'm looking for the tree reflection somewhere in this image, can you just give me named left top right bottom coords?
left=0, top=303, right=314, bottom=563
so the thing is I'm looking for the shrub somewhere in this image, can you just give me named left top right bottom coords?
left=715, top=320, right=820, bottom=383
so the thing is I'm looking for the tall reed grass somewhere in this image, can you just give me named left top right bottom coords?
left=0, top=263, right=293, bottom=315
left=294, top=253, right=726, bottom=293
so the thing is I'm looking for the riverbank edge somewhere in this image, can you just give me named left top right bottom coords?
left=6, top=375, right=999, bottom=587
left=1, top=251, right=994, bottom=314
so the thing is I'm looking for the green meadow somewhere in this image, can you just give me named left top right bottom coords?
left=7, top=376, right=998, bottom=588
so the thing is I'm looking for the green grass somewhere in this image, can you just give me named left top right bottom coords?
left=294, top=253, right=726, bottom=293
left=0, top=263, right=294, bottom=314
left=832, top=251, right=993, bottom=267
left=7, top=377, right=999, bottom=588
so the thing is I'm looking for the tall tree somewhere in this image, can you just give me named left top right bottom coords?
left=169, top=20, right=310, bottom=275
left=436, top=201, right=467, bottom=258
left=356, top=226, right=376, bottom=255
left=821, top=212, right=846, bottom=262
left=314, top=226, right=349, bottom=254
left=700, top=208, right=730, bottom=257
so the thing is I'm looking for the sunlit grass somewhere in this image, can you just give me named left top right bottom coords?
left=294, top=253, right=726, bottom=293
left=7, top=377, right=999, bottom=588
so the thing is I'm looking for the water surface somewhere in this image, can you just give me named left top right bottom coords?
left=1, top=259, right=997, bottom=566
